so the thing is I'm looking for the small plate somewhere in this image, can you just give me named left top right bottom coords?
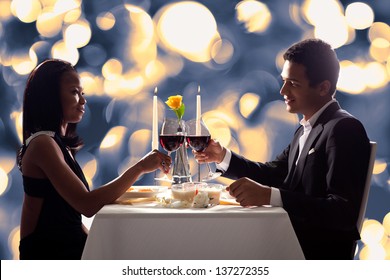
left=119, top=186, right=169, bottom=199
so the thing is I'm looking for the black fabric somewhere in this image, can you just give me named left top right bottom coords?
left=20, top=133, right=90, bottom=260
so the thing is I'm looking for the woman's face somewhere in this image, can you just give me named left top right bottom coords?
left=60, top=71, right=86, bottom=126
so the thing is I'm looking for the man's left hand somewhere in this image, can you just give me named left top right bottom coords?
left=227, top=177, right=271, bottom=207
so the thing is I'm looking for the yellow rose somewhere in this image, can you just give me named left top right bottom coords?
left=165, top=95, right=182, bottom=110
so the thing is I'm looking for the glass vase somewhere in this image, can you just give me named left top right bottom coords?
left=172, top=143, right=192, bottom=184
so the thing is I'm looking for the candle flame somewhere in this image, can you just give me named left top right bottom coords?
left=154, top=86, right=158, bottom=95
left=197, top=84, right=200, bottom=94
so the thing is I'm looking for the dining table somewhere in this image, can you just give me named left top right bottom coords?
left=81, top=187, right=305, bottom=260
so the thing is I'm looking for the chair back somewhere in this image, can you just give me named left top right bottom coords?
left=356, top=141, right=377, bottom=232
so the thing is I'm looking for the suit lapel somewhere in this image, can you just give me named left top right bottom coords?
left=288, top=101, right=341, bottom=190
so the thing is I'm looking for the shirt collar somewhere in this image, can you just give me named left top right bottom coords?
left=300, top=99, right=336, bottom=128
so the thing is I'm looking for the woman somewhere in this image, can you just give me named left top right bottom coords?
left=17, top=59, right=171, bottom=259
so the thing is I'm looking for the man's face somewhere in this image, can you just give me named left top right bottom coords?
left=280, top=60, right=324, bottom=120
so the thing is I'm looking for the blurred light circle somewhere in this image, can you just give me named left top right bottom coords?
left=359, top=244, right=386, bottom=260
left=235, top=0, right=272, bottom=33
left=368, top=22, right=390, bottom=42
left=51, top=40, right=79, bottom=65
left=314, top=15, right=348, bottom=49
left=36, top=9, right=63, bottom=38
left=53, top=0, right=81, bottom=14
left=373, top=159, right=387, bottom=175
left=369, top=38, right=390, bottom=62
left=361, top=219, right=386, bottom=245
left=96, top=11, right=116, bottom=31
left=11, top=0, right=41, bottom=23
left=239, top=92, right=260, bottom=119
left=102, top=59, right=123, bottom=80
left=64, top=19, right=92, bottom=48
left=345, top=2, right=374, bottom=30
left=64, top=8, right=82, bottom=24
left=155, top=1, right=219, bottom=62
left=363, top=62, right=388, bottom=89
left=211, top=39, right=234, bottom=65
left=82, top=44, right=107, bottom=67
left=383, top=212, right=390, bottom=236
left=0, top=168, right=9, bottom=196
left=11, top=49, right=38, bottom=76
left=338, top=60, right=365, bottom=94
left=0, top=0, right=12, bottom=20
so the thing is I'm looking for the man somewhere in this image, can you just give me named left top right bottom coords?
left=195, top=39, right=370, bottom=259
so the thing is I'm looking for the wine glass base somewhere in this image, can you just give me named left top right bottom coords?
left=201, top=172, right=222, bottom=182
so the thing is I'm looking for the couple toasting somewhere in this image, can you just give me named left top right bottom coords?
left=18, top=38, right=370, bottom=260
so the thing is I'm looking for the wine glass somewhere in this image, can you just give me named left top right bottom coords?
left=155, top=118, right=185, bottom=182
left=186, top=118, right=221, bottom=182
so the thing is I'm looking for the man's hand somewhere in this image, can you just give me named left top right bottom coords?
left=227, top=177, right=271, bottom=207
left=192, top=139, right=226, bottom=164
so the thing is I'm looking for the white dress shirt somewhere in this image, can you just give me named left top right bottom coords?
left=216, top=99, right=337, bottom=206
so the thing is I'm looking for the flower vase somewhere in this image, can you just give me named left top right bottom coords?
left=172, top=143, right=192, bottom=184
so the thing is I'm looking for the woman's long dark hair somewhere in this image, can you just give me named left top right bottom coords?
left=18, top=59, right=83, bottom=170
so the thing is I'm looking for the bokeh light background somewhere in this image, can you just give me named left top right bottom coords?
left=0, top=0, right=389, bottom=260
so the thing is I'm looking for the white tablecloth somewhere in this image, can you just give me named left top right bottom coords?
left=82, top=202, right=304, bottom=260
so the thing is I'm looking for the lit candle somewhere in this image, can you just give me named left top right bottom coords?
left=152, top=87, right=158, bottom=150
left=196, top=85, right=201, bottom=135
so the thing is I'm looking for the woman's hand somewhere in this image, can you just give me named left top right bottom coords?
left=136, top=150, right=172, bottom=174
left=192, top=139, right=226, bottom=164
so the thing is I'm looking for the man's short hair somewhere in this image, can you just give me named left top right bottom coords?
left=283, top=39, right=340, bottom=95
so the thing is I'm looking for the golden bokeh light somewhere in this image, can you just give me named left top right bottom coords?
left=11, top=0, right=41, bottom=23
left=144, top=59, right=167, bottom=86
left=36, top=8, right=63, bottom=38
left=128, top=129, right=151, bottom=156
left=302, top=0, right=343, bottom=27
left=0, top=0, right=12, bottom=20
left=64, top=19, right=92, bottom=48
left=383, top=212, right=390, bottom=236
left=263, top=100, right=299, bottom=125
left=345, top=2, right=374, bottom=30
left=79, top=71, right=104, bottom=96
left=239, top=125, right=269, bottom=163
left=51, top=40, right=79, bottom=65
left=155, top=1, right=219, bottom=62
left=363, top=62, right=388, bottom=89
left=203, top=115, right=232, bottom=148
left=8, top=226, right=20, bottom=260
left=10, top=111, right=23, bottom=144
left=53, top=0, right=81, bottom=15
left=314, top=15, right=349, bottom=49
left=369, top=38, right=390, bottom=62
left=373, top=159, right=387, bottom=175
left=11, top=48, right=38, bottom=75
left=0, top=168, right=9, bottom=196
left=100, top=126, right=128, bottom=150
left=96, top=11, right=115, bottom=31
left=359, top=244, right=386, bottom=260
left=361, top=219, right=386, bottom=245
left=102, top=58, right=123, bottom=80
left=338, top=60, right=365, bottom=94
left=235, top=0, right=272, bottom=33
left=0, top=153, right=16, bottom=174
left=64, top=8, right=81, bottom=23
left=239, top=92, right=260, bottom=119
left=368, top=22, right=390, bottom=43
left=211, top=39, right=234, bottom=65
left=82, top=158, right=97, bottom=190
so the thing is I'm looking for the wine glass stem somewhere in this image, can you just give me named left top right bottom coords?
left=198, top=163, right=201, bottom=182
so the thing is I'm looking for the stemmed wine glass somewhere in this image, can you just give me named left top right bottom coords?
left=155, top=118, right=185, bottom=182
left=186, top=118, right=221, bottom=182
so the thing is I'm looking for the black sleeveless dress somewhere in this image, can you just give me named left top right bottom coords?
left=19, top=132, right=90, bottom=260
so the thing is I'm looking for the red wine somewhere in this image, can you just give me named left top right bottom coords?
left=186, top=135, right=210, bottom=152
left=159, top=135, right=184, bottom=152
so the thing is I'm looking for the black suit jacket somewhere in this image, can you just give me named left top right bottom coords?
left=223, top=102, right=370, bottom=259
